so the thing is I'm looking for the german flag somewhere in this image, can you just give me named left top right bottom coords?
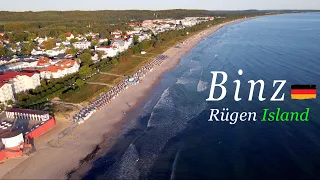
left=291, top=85, right=316, bottom=100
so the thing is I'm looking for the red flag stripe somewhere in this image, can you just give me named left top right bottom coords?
left=291, top=89, right=316, bottom=94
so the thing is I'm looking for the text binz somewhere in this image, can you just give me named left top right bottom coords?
left=206, top=69, right=286, bottom=101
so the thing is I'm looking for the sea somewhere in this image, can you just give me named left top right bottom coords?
left=82, top=13, right=320, bottom=180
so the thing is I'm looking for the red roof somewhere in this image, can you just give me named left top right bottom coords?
left=65, top=32, right=73, bottom=37
left=23, top=68, right=40, bottom=73
left=40, top=59, right=78, bottom=73
left=37, top=57, right=51, bottom=66
left=40, top=65, right=62, bottom=73
left=0, top=72, right=36, bottom=82
left=0, top=82, right=6, bottom=88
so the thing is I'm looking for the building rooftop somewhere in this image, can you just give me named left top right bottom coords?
left=6, top=108, right=49, bottom=115
left=0, top=72, right=36, bottom=83
left=0, top=129, right=22, bottom=139
left=40, top=59, right=78, bottom=73
left=37, top=57, right=51, bottom=66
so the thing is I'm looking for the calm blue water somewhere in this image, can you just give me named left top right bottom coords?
left=83, top=13, right=320, bottom=180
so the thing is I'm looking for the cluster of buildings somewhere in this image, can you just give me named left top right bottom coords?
left=0, top=58, right=80, bottom=104
left=129, top=16, right=215, bottom=35
left=0, top=16, right=217, bottom=106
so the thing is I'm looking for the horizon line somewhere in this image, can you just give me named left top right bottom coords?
left=0, top=8, right=320, bottom=13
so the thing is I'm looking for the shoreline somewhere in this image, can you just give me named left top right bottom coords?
left=0, top=17, right=252, bottom=179
left=67, top=17, right=251, bottom=179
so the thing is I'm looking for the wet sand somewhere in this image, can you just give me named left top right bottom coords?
left=0, top=18, right=247, bottom=179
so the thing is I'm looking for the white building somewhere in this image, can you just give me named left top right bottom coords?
left=111, top=30, right=122, bottom=38
left=62, top=41, right=71, bottom=46
left=0, top=72, right=41, bottom=95
left=96, top=46, right=120, bottom=57
left=0, top=83, right=14, bottom=104
left=65, top=33, right=75, bottom=41
left=73, top=41, right=91, bottom=50
left=0, top=61, right=38, bottom=72
left=40, top=59, right=80, bottom=79
left=110, top=38, right=133, bottom=53
left=98, top=38, right=108, bottom=44
left=138, top=34, right=151, bottom=42
left=31, top=49, right=44, bottom=56
left=45, top=48, right=65, bottom=57
left=126, top=30, right=141, bottom=35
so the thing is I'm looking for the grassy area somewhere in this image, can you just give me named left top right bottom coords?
left=105, top=57, right=148, bottom=76
left=59, top=84, right=107, bottom=103
left=87, top=74, right=124, bottom=85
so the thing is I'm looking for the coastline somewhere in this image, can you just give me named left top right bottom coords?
left=0, top=17, right=250, bottom=179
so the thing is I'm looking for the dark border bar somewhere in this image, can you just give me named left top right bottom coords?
left=291, top=84, right=316, bottom=89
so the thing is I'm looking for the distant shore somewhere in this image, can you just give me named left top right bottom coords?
left=0, top=17, right=253, bottom=179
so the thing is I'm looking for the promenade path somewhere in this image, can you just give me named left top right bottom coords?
left=100, top=72, right=125, bottom=77
left=86, top=82, right=113, bottom=87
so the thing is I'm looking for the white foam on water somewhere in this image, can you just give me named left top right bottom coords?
left=176, top=77, right=189, bottom=85
left=147, top=88, right=174, bottom=127
left=197, top=80, right=208, bottom=92
left=107, top=143, right=140, bottom=180
left=170, top=148, right=181, bottom=180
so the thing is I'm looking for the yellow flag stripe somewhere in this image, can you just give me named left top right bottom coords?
left=291, top=94, right=316, bottom=100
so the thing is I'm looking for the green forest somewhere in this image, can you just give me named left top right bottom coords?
left=0, top=10, right=311, bottom=41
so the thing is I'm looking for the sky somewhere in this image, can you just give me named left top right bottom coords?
left=1, top=0, right=319, bottom=11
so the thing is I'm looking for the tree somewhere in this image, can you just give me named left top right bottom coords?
left=7, top=100, right=14, bottom=106
left=111, top=58, right=119, bottom=65
left=0, top=45, right=6, bottom=56
left=86, top=36, right=92, bottom=41
left=131, top=45, right=140, bottom=54
left=133, top=35, right=139, bottom=45
left=58, top=33, right=66, bottom=41
left=40, top=79, right=47, bottom=88
left=91, top=40, right=98, bottom=47
left=17, top=94, right=29, bottom=102
left=79, top=65, right=92, bottom=79
left=98, top=51, right=103, bottom=60
left=43, top=39, right=57, bottom=50
left=139, top=40, right=150, bottom=50
left=79, top=53, right=93, bottom=66
left=21, top=42, right=35, bottom=55
left=27, top=33, right=37, bottom=42
left=75, top=79, right=85, bottom=87
left=70, top=38, right=78, bottom=44
left=55, top=83, right=62, bottom=90
left=0, top=103, right=5, bottom=111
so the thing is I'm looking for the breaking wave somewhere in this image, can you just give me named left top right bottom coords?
left=107, top=80, right=207, bottom=179
left=106, top=144, right=140, bottom=180
left=197, top=80, right=208, bottom=92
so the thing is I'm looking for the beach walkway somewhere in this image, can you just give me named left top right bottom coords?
left=132, top=55, right=152, bottom=59
left=100, top=72, right=125, bottom=77
left=86, top=82, right=113, bottom=87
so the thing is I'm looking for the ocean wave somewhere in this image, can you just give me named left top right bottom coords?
left=109, top=84, right=207, bottom=179
left=197, top=80, right=208, bottom=92
left=170, top=148, right=181, bottom=180
left=106, top=144, right=140, bottom=180
left=176, top=77, right=189, bottom=85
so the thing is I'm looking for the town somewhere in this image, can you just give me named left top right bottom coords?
left=0, top=16, right=216, bottom=107
left=0, top=15, right=222, bottom=162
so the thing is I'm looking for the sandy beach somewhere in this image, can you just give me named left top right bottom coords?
left=0, top=18, right=247, bottom=179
